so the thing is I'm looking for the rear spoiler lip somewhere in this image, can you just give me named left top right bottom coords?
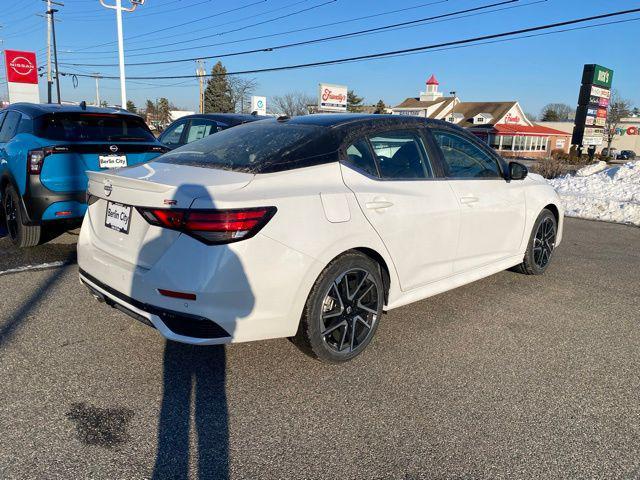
left=87, top=170, right=176, bottom=195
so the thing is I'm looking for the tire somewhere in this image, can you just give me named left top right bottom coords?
left=292, top=251, right=384, bottom=363
left=513, top=209, right=557, bottom=275
left=2, top=185, right=41, bottom=248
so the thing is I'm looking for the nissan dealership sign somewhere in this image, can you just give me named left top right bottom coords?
left=318, top=83, right=347, bottom=112
left=4, top=50, right=40, bottom=104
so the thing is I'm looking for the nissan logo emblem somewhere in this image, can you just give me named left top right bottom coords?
left=109, top=145, right=118, bottom=153
left=104, top=180, right=113, bottom=197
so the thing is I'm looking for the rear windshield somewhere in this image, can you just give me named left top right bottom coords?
left=155, top=121, right=337, bottom=173
left=35, top=113, right=156, bottom=142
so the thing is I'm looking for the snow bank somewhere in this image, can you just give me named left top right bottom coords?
left=548, top=161, right=640, bottom=226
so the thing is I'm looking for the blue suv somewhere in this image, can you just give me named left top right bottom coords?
left=0, top=103, right=167, bottom=247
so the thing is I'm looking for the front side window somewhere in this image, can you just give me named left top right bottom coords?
left=368, top=130, right=432, bottom=179
left=0, top=111, right=22, bottom=143
left=433, top=130, right=502, bottom=179
left=344, top=139, right=378, bottom=177
left=186, top=119, right=219, bottom=144
left=161, top=121, right=186, bottom=146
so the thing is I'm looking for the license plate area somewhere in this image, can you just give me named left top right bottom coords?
left=105, top=201, right=132, bottom=234
left=99, top=154, right=127, bottom=169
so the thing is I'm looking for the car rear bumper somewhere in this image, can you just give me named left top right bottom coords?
left=22, top=174, right=85, bottom=224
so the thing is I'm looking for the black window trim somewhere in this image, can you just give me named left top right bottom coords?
left=340, top=126, right=447, bottom=182
left=161, top=119, right=189, bottom=146
left=429, top=126, right=508, bottom=181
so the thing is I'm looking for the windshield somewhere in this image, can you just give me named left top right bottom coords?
left=155, top=121, right=335, bottom=173
left=35, top=113, right=156, bottom=142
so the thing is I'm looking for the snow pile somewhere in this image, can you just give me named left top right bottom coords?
left=576, top=161, right=608, bottom=177
left=548, top=161, right=640, bottom=226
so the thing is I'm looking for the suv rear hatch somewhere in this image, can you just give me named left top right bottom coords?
left=33, top=112, right=165, bottom=192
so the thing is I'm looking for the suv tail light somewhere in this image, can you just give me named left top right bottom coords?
left=27, top=146, right=70, bottom=174
left=137, top=206, right=277, bottom=245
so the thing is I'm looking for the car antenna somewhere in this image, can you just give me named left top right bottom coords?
left=80, top=101, right=87, bottom=110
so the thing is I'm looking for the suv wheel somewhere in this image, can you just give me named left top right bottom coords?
left=2, top=185, right=41, bottom=248
left=293, top=252, right=384, bottom=363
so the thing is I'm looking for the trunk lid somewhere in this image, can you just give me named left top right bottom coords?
left=86, top=161, right=254, bottom=268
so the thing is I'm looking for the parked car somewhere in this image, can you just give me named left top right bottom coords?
left=600, top=147, right=618, bottom=159
left=158, top=113, right=268, bottom=150
left=617, top=150, right=636, bottom=160
left=0, top=103, right=167, bottom=247
left=78, top=115, right=563, bottom=363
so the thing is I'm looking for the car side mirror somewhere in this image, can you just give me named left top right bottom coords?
left=509, top=161, right=528, bottom=181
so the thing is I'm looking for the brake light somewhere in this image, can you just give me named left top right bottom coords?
left=137, top=206, right=276, bottom=244
left=28, top=149, right=47, bottom=174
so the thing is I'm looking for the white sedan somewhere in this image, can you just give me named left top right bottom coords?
left=78, top=115, right=563, bottom=363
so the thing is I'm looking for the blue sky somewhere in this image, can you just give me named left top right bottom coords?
left=1, top=0, right=638, bottom=115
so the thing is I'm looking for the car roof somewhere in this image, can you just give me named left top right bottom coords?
left=2, top=102, right=140, bottom=118
left=175, top=113, right=269, bottom=124
left=274, top=113, right=447, bottom=129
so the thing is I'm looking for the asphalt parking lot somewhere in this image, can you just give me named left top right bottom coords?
left=0, top=218, right=639, bottom=480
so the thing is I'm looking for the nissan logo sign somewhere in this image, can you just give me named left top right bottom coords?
left=109, top=145, right=118, bottom=153
left=104, top=180, right=113, bottom=197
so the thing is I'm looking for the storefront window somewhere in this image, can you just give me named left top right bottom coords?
left=501, top=135, right=513, bottom=151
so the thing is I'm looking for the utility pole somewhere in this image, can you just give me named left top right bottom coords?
left=46, top=6, right=62, bottom=104
left=93, top=73, right=102, bottom=106
left=98, top=0, right=144, bottom=108
left=46, top=0, right=52, bottom=102
left=196, top=59, right=206, bottom=114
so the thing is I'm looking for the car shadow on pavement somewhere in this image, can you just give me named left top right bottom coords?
left=126, top=182, right=254, bottom=479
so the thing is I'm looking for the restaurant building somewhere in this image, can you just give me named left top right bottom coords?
left=392, top=75, right=571, bottom=158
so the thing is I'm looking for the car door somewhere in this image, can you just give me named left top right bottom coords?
left=431, top=128, right=526, bottom=273
left=0, top=111, right=20, bottom=172
left=158, top=119, right=188, bottom=149
left=340, top=128, right=460, bottom=292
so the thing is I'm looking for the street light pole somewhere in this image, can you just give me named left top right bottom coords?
left=98, top=0, right=143, bottom=108
left=47, top=8, right=62, bottom=104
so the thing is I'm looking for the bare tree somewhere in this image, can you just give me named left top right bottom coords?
left=270, top=92, right=315, bottom=116
left=540, top=103, right=573, bottom=121
left=228, top=76, right=258, bottom=113
left=605, top=91, right=632, bottom=152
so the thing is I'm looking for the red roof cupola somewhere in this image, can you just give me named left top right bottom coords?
left=426, top=74, right=439, bottom=86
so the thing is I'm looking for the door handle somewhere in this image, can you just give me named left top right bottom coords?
left=366, top=199, right=394, bottom=210
left=460, top=195, right=479, bottom=205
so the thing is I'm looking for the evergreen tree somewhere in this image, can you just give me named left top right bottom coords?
left=374, top=99, right=387, bottom=114
left=347, top=90, right=364, bottom=112
left=126, top=100, right=137, bottom=113
left=145, top=99, right=155, bottom=115
left=157, top=97, right=171, bottom=127
left=204, top=61, right=234, bottom=113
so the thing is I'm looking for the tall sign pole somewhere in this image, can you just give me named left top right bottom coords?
left=98, top=0, right=144, bottom=108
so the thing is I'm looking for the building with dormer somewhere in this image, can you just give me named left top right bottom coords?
left=392, top=75, right=571, bottom=158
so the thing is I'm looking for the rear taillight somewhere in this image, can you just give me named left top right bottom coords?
left=137, top=206, right=276, bottom=245
left=28, top=149, right=47, bottom=174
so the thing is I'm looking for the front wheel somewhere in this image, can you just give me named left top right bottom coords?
left=292, top=252, right=384, bottom=363
left=514, top=208, right=557, bottom=275
left=2, top=185, right=41, bottom=248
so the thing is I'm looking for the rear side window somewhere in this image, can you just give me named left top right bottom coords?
left=344, top=139, right=378, bottom=177
left=34, top=113, right=156, bottom=142
left=157, top=121, right=335, bottom=173
left=186, top=119, right=219, bottom=143
left=0, top=111, right=22, bottom=143
left=368, top=130, right=433, bottom=179
left=433, top=130, right=501, bottom=178
left=161, top=121, right=186, bottom=147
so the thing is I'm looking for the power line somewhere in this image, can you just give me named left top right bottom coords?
left=58, top=0, right=530, bottom=67
left=58, top=7, right=640, bottom=80
left=65, top=0, right=449, bottom=56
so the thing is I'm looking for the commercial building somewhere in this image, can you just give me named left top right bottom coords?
left=392, top=75, right=571, bottom=158
left=539, top=118, right=640, bottom=155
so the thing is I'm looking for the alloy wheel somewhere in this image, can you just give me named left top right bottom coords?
left=533, top=217, right=556, bottom=269
left=320, top=268, right=380, bottom=354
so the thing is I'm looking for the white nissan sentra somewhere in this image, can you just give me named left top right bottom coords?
left=78, top=114, right=563, bottom=363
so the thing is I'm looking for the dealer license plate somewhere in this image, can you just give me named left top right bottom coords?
left=105, top=201, right=132, bottom=234
left=99, top=154, right=128, bottom=169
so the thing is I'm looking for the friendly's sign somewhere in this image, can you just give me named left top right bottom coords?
left=318, top=83, right=347, bottom=112
left=4, top=50, right=40, bottom=104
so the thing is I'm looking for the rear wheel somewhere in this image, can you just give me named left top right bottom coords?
left=2, top=185, right=41, bottom=248
left=514, top=209, right=557, bottom=275
left=293, top=252, right=384, bottom=363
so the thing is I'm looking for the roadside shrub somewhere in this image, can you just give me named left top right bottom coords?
left=530, top=157, right=564, bottom=179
